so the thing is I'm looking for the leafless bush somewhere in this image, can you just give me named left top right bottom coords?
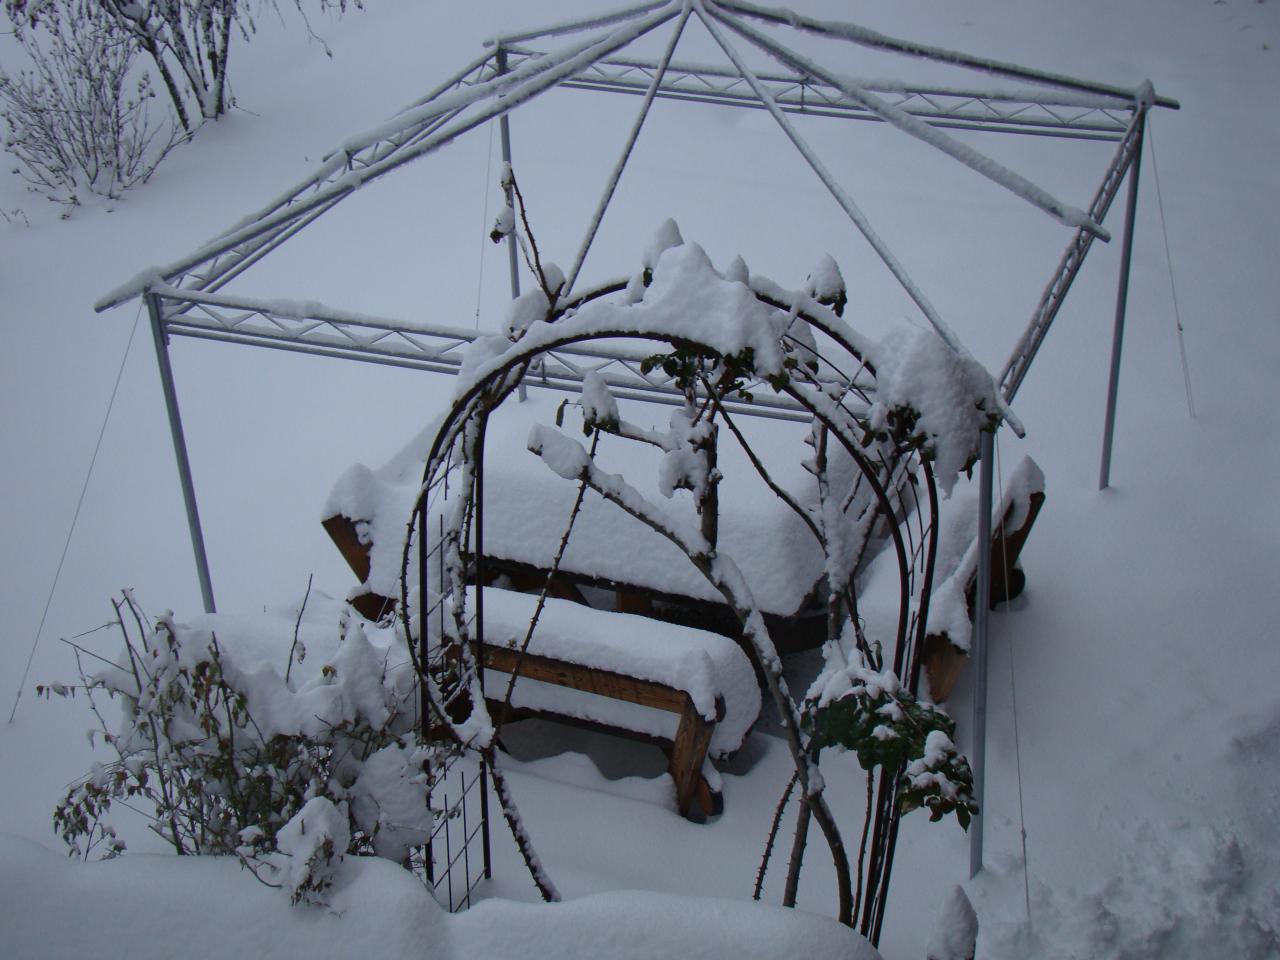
left=9, top=1, right=364, bottom=134
left=0, top=1, right=179, bottom=210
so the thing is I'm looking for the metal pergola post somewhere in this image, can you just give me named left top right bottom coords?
left=145, top=292, right=216, bottom=614
left=1099, top=112, right=1146, bottom=490
left=968, top=429, right=994, bottom=878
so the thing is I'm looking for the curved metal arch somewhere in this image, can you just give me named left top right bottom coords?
left=399, top=285, right=942, bottom=723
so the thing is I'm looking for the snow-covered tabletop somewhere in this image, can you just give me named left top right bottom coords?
left=327, top=391, right=831, bottom=618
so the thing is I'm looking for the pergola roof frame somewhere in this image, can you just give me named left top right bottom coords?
left=97, top=1, right=1174, bottom=315
left=99, top=0, right=1177, bottom=614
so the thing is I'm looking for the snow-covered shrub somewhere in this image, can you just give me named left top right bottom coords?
left=863, top=327, right=1003, bottom=495
left=272, top=797, right=350, bottom=904
left=804, top=646, right=978, bottom=829
left=44, top=592, right=443, bottom=905
left=0, top=0, right=178, bottom=209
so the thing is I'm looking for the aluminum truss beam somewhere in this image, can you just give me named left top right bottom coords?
left=96, top=6, right=683, bottom=313
left=189, top=53, right=503, bottom=300
left=148, top=286, right=817, bottom=424
left=1000, top=103, right=1149, bottom=402
left=96, top=23, right=1174, bottom=317
left=512, top=47, right=1137, bottom=141
left=715, top=0, right=1181, bottom=110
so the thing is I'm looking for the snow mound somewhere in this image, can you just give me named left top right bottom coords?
left=0, top=834, right=882, bottom=960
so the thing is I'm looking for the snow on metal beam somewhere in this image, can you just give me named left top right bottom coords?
left=148, top=286, right=814, bottom=423
left=97, top=2, right=1173, bottom=318
left=97, top=5, right=682, bottom=312
left=709, top=3, right=1108, bottom=239
left=485, top=1, right=671, bottom=47
left=526, top=49, right=1134, bottom=140
left=999, top=107, right=1148, bottom=401
left=715, top=0, right=1181, bottom=110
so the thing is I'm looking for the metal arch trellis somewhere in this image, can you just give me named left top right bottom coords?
left=96, top=0, right=1179, bottom=918
left=400, top=278, right=948, bottom=936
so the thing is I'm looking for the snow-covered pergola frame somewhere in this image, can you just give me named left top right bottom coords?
left=95, top=0, right=1179, bottom=615
left=95, top=0, right=1178, bottom=933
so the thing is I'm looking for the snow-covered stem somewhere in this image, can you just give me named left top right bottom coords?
left=505, top=168, right=555, bottom=303
left=285, top=573, right=312, bottom=686
left=497, top=433, right=600, bottom=715
left=610, top=416, right=682, bottom=451
left=110, top=595, right=186, bottom=855
left=854, top=770, right=873, bottom=927
left=527, top=426, right=854, bottom=924
left=754, top=769, right=797, bottom=901
left=702, top=378, right=820, bottom=544
left=782, top=791, right=811, bottom=907
left=697, top=420, right=719, bottom=551
left=808, top=423, right=869, bottom=661
left=483, top=748, right=560, bottom=902
left=788, top=380, right=913, bottom=665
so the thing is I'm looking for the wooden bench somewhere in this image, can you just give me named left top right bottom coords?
left=320, top=514, right=757, bottom=822
left=465, top=585, right=759, bottom=823
left=481, top=644, right=726, bottom=820
left=921, top=457, right=1046, bottom=701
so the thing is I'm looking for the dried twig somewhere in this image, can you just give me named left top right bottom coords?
left=285, top=573, right=313, bottom=686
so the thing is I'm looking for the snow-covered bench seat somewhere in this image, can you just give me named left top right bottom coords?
left=857, top=456, right=1045, bottom=701
left=467, top=586, right=761, bottom=822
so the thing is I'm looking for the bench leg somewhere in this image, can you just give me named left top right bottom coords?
left=670, top=695, right=724, bottom=821
left=695, top=772, right=724, bottom=819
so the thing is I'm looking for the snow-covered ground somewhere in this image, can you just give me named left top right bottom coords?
left=3, top=1, right=1280, bottom=957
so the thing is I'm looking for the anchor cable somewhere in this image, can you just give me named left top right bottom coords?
left=9, top=302, right=143, bottom=723
left=1147, top=119, right=1196, bottom=419
left=473, top=118, right=497, bottom=329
